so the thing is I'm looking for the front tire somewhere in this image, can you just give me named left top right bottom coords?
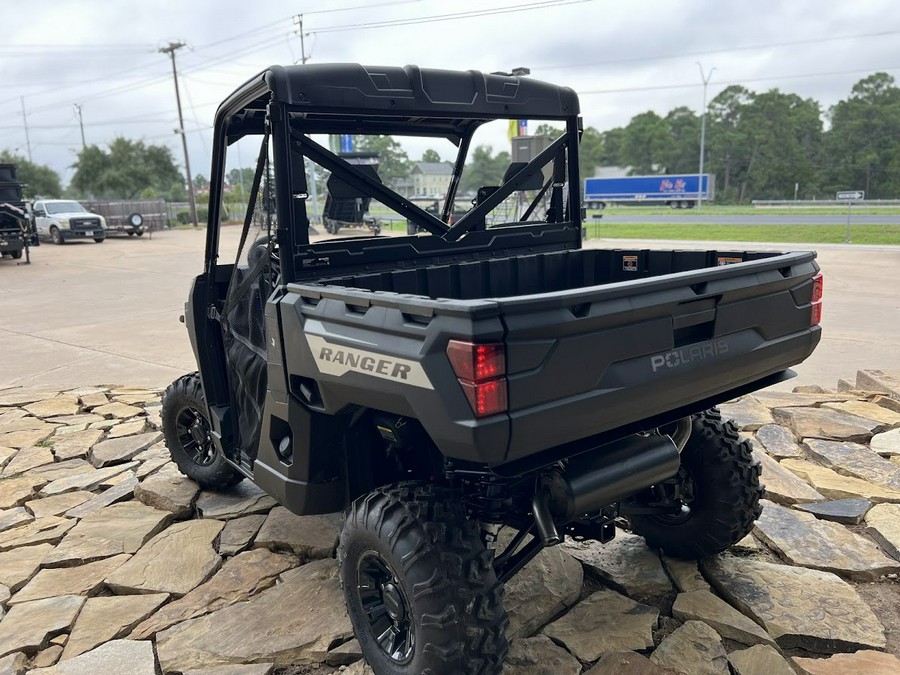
left=50, top=227, right=64, bottom=245
left=161, top=372, right=244, bottom=489
left=94, top=238, right=104, bottom=243
left=628, top=408, right=762, bottom=559
left=339, top=483, right=508, bottom=675
left=9, top=250, right=22, bottom=260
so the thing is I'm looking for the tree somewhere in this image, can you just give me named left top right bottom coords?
left=579, top=126, right=606, bottom=177
left=822, top=73, right=900, bottom=199
left=70, top=137, right=186, bottom=200
left=705, top=85, right=753, bottom=201
left=420, top=149, right=442, bottom=163
left=459, top=145, right=510, bottom=193
left=353, top=135, right=411, bottom=189
left=193, top=174, right=210, bottom=190
left=0, top=151, right=62, bottom=198
left=662, top=107, right=700, bottom=174
left=533, top=123, right=564, bottom=138
left=621, top=111, right=672, bottom=174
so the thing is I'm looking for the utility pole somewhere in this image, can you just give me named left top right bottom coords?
left=160, top=41, right=199, bottom=228
left=292, top=15, right=320, bottom=226
left=20, top=97, right=32, bottom=162
left=696, top=63, right=715, bottom=213
left=293, top=14, right=310, bottom=64
left=73, top=103, right=86, bottom=150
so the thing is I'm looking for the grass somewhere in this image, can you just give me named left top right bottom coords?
left=583, top=221, right=900, bottom=245
left=587, top=204, right=900, bottom=216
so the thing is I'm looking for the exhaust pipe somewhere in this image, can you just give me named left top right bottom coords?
left=541, top=432, right=681, bottom=526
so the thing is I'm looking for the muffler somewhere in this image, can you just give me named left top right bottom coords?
left=533, top=432, right=681, bottom=544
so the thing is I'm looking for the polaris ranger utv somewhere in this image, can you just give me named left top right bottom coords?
left=162, top=64, right=822, bottom=674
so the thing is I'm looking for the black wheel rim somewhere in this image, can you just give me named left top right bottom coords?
left=174, top=405, right=217, bottom=466
left=356, top=551, right=415, bottom=664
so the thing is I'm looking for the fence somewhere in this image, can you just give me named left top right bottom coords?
left=166, top=201, right=251, bottom=226
left=83, top=199, right=168, bottom=231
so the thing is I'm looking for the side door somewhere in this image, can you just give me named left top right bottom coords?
left=32, top=202, right=48, bottom=235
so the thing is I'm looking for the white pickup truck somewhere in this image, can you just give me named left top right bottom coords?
left=32, top=199, right=107, bottom=245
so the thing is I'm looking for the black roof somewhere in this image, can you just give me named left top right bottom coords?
left=217, top=64, right=579, bottom=141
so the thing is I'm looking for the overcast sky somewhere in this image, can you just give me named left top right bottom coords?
left=2, top=0, right=898, bottom=186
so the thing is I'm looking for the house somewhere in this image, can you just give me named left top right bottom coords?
left=410, top=162, right=453, bottom=197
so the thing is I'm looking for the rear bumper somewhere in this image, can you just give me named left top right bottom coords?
left=505, top=326, right=819, bottom=462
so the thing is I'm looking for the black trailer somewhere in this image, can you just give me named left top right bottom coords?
left=161, top=64, right=822, bottom=673
left=322, top=152, right=382, bottom=235
left=0, top=164, right=38, bottom=264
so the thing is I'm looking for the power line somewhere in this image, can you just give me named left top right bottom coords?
left=532, top=28, right=900, bottom=73
left=0, top=57, right=167, bottom=111
left=578, top=65, right=900, bottom=96
left=308, top=0, right=593, bottom=34
left=0, top=43, right=155, bottom=50
left=304, top=0, right=422, bottom=15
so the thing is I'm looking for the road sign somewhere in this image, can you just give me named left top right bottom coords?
left=836, top=190, right=865, bottom=201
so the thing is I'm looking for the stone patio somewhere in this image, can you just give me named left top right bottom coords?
left=1, top=370, right=899, bottom=673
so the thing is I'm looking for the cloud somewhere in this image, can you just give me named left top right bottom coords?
left=1, top=0, right=898, bottom=184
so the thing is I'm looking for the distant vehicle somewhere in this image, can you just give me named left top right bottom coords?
left=584, top=174, right=714, bottom=209
left=0, top=163, right=38, bottom=262
left=32, top=200, right=107, bottom=245
left=322, top=152, right=382, bottom=236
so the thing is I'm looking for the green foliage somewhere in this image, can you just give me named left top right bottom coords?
left=70, top=138, right=186, bottom=200
left=579, top=73, right=900, bottom=202
left=0, top=151, right=62, bottom=198
left=532, top=123, right=564, bottom=138
left=420, top=149, right=443, bottom=163
left=821, top=73, right=900, bottom=199
left=583, top=221, right=900, bottom=245
left=353, top=135, right=411, bottom=189
left=459, top=145, right=511, bottom=193
left=174, top=206, right=209, bottom=225
left=227, top=167, right=256, bottom=195
left=622, top=111, right=672, bottom=174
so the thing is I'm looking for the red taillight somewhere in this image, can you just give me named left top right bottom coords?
left=447, top=340, right=508, bottom=417
left=447, top=340, right=506, bottom=381
left=458, top=378, right=508, bottom=417
left=810, top=273, right=823, bottom=325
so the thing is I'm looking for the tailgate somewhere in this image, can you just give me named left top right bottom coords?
left=498, top=250, right=821, bottom=462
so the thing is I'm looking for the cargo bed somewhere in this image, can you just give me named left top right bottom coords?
left=282, top=246, right=820, bottom=467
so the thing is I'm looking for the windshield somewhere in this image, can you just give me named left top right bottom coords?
left=46, top=201, right=87, bottom=214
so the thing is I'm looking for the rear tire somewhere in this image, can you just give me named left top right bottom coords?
left=628, top=408, right=762, bottom=559
left=339, top=482, right=508, bottom=675
left=161, top=372, right=244, bottom=489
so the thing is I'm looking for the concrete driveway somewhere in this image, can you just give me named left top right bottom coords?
left=1, top=229, right=898, bottom=390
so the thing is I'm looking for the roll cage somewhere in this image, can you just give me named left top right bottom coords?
left=203, top=64, right=584, bottom=285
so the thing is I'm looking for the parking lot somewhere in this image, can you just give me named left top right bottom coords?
left=1, top=229, right=898, bottom=390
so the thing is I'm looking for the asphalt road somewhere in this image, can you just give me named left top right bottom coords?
left=596, top=214, right=900, bottom=225
left=1, top=228, right=898, bottom=392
